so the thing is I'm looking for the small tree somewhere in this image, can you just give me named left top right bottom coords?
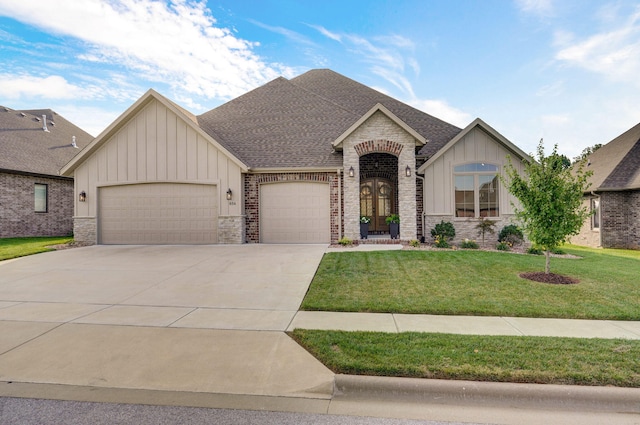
left=475, top=218, right=496, bottom=247
left=502, top=140, right=592, bottom=274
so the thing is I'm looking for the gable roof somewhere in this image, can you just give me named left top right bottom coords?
left=586, top=121, right=640, bottom=191
left=197, top=69, right=461, bottom=169
left=0, top=106, right=93, bottom=178
left=417, top=118, right=531, bottom=173
left=61, top=89, right=249, bottom=176
left=332, top=103, right=428, bottom=149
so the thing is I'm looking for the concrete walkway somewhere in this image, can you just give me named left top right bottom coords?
left=0, top=244, right=639, bottom=425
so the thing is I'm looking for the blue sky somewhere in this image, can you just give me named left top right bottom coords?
left=1, top=0, right=640, bottom=159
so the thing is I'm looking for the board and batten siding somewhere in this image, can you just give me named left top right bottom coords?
left=73, top=98, right=242, bottom=222
left=423, top=127, right=525, bottom=216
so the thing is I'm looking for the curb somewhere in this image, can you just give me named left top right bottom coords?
left=334, top=375, right=640, bottom=413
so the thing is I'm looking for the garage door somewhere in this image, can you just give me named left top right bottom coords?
left=260, top=182, right=330, bottom=243
left=99, top=183, right=218, bottom=244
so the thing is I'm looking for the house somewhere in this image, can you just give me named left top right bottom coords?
left=572, top=122, right=640, bottom=249
left=0, top=107, right=92, bottom=238
left=60, top=69, right=529, bottom=245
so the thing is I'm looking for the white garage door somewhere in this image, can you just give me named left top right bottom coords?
left=260, top=182, right=330, bottom=243
left=99, top=183, right=218, bottom=244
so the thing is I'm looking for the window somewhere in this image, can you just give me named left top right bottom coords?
left=454, top=163, right=499, bottom=218
left=34, top=183, right=48, bottom=212
left=591, top=198, right=600, bottom=230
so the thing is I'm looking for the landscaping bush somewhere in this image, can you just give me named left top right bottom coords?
left=338, top=237, right=352, bottom=246
left=498, top=224, right=524, bottom=247
left=431, top=221, right=455, bottom=248
left=409, top=239, right=420, bottom=248
left=460, top=239, right=479, bottom=249
left=496, top=242, right=510, bottom=251
left=527, top=246, right=543, bottom=255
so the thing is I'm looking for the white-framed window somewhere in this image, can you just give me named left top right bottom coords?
left=34, top=183, right=48, bottom=213
left=454, top=163, right=499, bottom=218
left=591, top=197, right=600, bottom=230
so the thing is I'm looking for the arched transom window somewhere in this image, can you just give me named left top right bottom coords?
left=454, top=163, right=499, bottom=218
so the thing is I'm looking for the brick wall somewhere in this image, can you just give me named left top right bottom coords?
left=0, top=172, right=74, bottom=238
left=244, top=172, right=341, bottom=243
left=601, top=191, right=640, bottom=249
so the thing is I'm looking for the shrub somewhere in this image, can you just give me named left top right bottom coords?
left=460, top=239, right=479, bottom=249
left=475, top=218, right=496, bottom=246
left=338, top=237, right=352, bottom=246
left=431, top=221, right=455, bottom=242
left=498, top=224, right=524, bottom=247
left=409, top=239, right=420, bottom=248
left=385, top=214, right=400, bottom=224
left=434, top=235, right=450, bottom=248
left=496, top=242, right=510, bottom=251
left=527, top=246, right=543, bottom=255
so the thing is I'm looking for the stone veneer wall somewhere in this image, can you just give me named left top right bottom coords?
left=424, top=215, right=517, bottom=247
left=570, top=196, right=601, bottom=248
left=73, top=216, right=97, bottom=244
left=342, top=111, right=418, bottom=241
left=0, top=172, right=74, bottom=238
left=601, top=191, right=640, bottom=249
left=218, top=216, right=245, bottom=244
left=244, top=172, right=341, bottom=243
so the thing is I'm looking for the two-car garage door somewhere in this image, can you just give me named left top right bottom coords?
left=260, top=182, right=330, bottom=244
left=99, top=183, right=218, bottom=244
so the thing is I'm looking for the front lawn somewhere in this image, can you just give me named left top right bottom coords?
left=301, top=246, right=640, bottom=320
left=291, top=329, right=640, bottom=387
left=0, top=237, right=73, bottom=261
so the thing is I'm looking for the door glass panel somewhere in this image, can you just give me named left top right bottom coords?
left=360, top=182, right=373, bottom=218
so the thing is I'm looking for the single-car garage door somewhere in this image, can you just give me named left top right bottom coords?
left=260, top=182, right=330, bottom=243
left=99, top=183, right=218, bottom=244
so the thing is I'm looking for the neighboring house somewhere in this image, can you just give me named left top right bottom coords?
left=572, top=122, right=640, bottom=249
left=61, top=69, right=529, bottom=245
left=0, top=107, right=92, bottom=238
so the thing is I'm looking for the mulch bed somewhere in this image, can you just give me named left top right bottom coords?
left=519, top=272, right=579, bottom=285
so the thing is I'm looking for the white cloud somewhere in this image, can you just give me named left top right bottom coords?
left=409, top=98, right=472, bottom=128
left=0, top=75, right=82, bottom=99
left=0, top=0, right=290, bottom=101
left=554, top=7, right=640, bottom=86
left=515, top=0, right=554, bottom=17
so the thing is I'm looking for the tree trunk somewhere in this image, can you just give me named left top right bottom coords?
left=545, top=250, right=551, bottom=274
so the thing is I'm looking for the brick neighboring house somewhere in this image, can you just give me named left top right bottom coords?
left=61, top=69, right=529, bottom=245
left=0, top=107, right=92, bottom=238
left=572, top=122, right=640, bottom=249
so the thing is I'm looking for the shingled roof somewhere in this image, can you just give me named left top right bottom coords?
left=0, top=107, right=93, bottom=177
left=197, top=69, right=461, bottom=169
left=586, top=121, right=640, bottom=191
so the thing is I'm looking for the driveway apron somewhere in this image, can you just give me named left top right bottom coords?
left=0, top=245, right=334, bottom=400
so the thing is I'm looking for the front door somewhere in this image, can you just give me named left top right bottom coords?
left=360, top=178, right=395, bottom=233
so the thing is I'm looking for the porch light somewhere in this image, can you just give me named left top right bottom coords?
left=79, top=191, right=86, bottom=202
left=348, top=166, right=355, bottom=177
left=226, top=188, right=233, bottom=200
left=405, top=165, right=412, bottom=177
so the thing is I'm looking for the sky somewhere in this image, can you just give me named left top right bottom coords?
left=1, top=0, right=640, bottom=160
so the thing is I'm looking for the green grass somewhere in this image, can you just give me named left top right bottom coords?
left=291, top=329, right=640, bottom=387
left=301, top=246, right=640, bottom=320
left=0, top=237, right=73, bottom=261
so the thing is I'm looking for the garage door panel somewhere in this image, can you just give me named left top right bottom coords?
left=260, top=182, right=330, bottom=244
left=99, top=183, right=218, bottom=244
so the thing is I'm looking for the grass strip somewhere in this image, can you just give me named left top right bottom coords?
left=301, top=247, right=640, bottom=320
left=291, top=329, right=640, bottom=387
left=0, top=237, right=73, bottom=261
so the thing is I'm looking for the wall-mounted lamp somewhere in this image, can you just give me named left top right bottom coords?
left=226, top=188, right=233, bottom=200
left=348, top=166, right=355, bottom=177
left=405, top=165, right=412, bottom=177
left=79, top=191, right=87, bottom=202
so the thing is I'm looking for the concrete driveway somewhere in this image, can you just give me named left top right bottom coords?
left=0, top=245, right=335, bottom=405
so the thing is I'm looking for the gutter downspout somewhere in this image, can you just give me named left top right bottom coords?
left=417, top=174, right=425, bottom=241
left=338, top=168, right=342, bottom=240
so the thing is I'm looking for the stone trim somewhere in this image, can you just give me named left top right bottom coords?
left=73, top=217, right=97, bottom=244
left=218, top=215, right=245, bottom=244
left=354, top=140, right=404, bottom=157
